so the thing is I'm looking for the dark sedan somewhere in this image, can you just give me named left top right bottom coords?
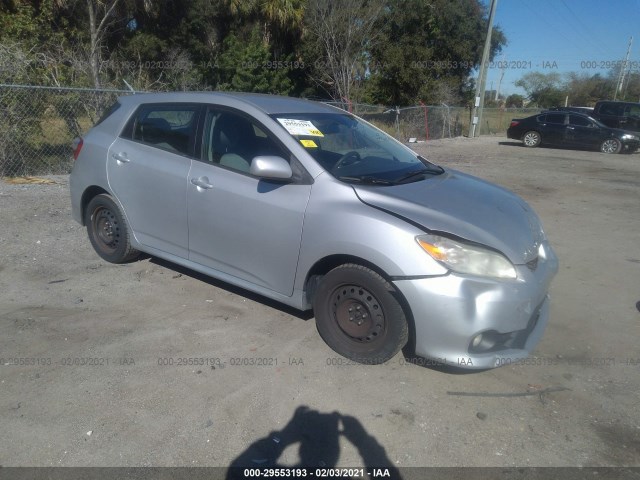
left=507, top=111, right=640, bottom=154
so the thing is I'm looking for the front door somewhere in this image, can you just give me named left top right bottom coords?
left=565, top=114, right=599, bottom=148
left=187, top=108, right=311, bottom=296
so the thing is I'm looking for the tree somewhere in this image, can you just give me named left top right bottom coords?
left=85, top=0, right=123, bottom=88
left=514, top=72, right=567, bottom=108
left=367, top=0, right=506, bottom=106
left=228, top=0, right=306, bottom=59
left=505, top=93, right=524, bottom=108
left=217, top=30, right=293, bottom=94
left=304, top=0, right=384, bottom=102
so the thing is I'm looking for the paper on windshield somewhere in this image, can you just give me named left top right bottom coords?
left=277, top=118, right=324, bottom=137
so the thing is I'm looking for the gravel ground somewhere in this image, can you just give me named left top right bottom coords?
left=0, top=136, right=639, bottom=469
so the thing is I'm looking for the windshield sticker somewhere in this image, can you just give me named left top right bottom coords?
left=300, top=139, right=318, bottom=148
left=277, top=118, right=324, bottom=137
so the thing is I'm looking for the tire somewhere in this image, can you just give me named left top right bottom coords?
left=600, top=138, right=622, bottom=154
left=522, top=131, right=541, bottom=148
left=313, top=264, right=409, bottom=364
left=85, top=194, right=139, bottom=263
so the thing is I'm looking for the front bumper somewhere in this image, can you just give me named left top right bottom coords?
left=621, top=140, right=640, bottom=152
left=394, top=242, right=558, bottom=369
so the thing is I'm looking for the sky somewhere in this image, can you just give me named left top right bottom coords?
left=484, top=0, right=640, bottom=97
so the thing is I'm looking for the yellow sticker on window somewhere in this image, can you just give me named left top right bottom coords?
left=300, top=139, right=318, bottom=148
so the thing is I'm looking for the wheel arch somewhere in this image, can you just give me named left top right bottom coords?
left=302, top=254, right=416, bottom=354
left=80, top=185, right=110, bottom=225
left=522, top=129, right=542, bottom=144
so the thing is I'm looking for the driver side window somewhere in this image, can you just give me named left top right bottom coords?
left=201, top=109, right=287, bottom=174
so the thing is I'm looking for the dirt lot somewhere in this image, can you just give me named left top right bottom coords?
left=0, top=136, right=639, bottom=469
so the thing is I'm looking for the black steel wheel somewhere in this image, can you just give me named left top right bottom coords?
left=85, top=194, right=139, bottom=263
left=313, top=264, right=408, bottom=364
left=522, top=131, right=541, bottom=148
left=600, top=138, right=621, bottom=154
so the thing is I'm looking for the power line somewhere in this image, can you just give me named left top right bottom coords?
left=543, top=0, right=610, bottom=57
left=520, top=0, right=589, bottom=56
left=558, top=0, right=616, bottom=54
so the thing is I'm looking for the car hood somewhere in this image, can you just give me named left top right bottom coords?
left=609, top=127, right=639, bottom=138
left=353, top=169, right=544, bottom=264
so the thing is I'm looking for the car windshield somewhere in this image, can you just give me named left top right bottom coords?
left=271, top=112, right=443, bottom=185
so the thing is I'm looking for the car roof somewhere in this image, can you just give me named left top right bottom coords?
left=542, top=110, right=591, bottom=117
left=595, top=100, right=640, bottom=106
left=116, top=91, right=340, bottom=115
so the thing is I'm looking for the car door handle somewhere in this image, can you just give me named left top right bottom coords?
left=566, top=126, right=574, bottom=130
left=112, top=152, right=130, bottom=163
left=190, top=177, right=214, bottom=189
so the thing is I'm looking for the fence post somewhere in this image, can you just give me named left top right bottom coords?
left=419, top=101, right=429, bottom=141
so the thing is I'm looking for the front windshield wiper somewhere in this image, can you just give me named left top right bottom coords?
left=337, top=175, right=395, bottom=185
left=395, top=167, right=444, bottom=184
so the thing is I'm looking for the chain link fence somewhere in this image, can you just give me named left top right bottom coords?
left=0, top=84, right=542, bottom=177
left=326, top=100, right=542, bottom=141
left=0, top=84, right=133, bottom=176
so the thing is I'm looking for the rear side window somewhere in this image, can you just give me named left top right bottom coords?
left=625, top=104, right=640, bottom=117
left=546, top=113, right=565, bottom=124
left=122, top=104, right=201, bottom=156
left=598, top=103, right=624, bottom=116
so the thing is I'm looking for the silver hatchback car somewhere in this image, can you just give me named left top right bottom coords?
left=70, top=92, right=558, bottom=369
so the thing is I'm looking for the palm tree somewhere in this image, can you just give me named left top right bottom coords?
left=229, top=0, right=306, bottom=46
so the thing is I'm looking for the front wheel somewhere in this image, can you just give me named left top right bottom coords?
left=600, top=138, right=621, bottom=154
left=522, top=131, right=541, bottom=148
left=313, top=264, right=408, bottom=364
left=85, top=194, right=139, bottom=263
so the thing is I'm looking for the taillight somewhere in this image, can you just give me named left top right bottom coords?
left=72, top=138, right=84, bottom=161
left=509, top=120, right=520, bottom=128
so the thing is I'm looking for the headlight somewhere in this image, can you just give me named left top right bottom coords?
left=416, top=234, right=517, bottom=279
left=621, top=134, right=639, bottom=141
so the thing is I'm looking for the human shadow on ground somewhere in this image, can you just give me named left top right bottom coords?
left=226, top=406, right=402, bottom=479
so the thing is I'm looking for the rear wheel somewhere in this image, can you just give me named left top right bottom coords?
left=600, top=138, right=621, bottom=154
left=313, top=264, right=408, bottom=364
left=523, top=131, right=541, bottom=148
left=85, top=194, right=139, bottom=263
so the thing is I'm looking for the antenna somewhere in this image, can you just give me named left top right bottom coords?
left=123, top=79, right=135, bottom=93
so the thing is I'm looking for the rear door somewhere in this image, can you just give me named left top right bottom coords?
left=539, top=113, right=566, bottom=145
left=107, top=103, right=202, bottom=258
left=186, top=107, right=311, bottom=296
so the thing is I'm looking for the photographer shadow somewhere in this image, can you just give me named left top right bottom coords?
left=226, top=406, right=402, bottom=479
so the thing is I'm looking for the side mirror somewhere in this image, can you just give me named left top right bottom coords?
left=250, top=156, right=293, bottom=180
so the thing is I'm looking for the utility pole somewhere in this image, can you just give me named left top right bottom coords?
left=614, top=36, right=632, bottom=101
left=469, top=0, right=498, bottom=138
left=495, top=59, right=506, bottom=101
